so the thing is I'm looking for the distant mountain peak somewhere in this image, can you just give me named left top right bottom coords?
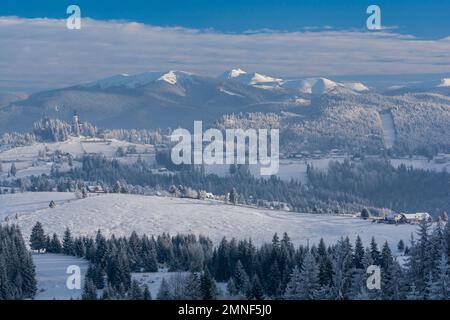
left=438, top=78, right=450, bottom=87
left=219, top=68, right=283, bottom=88
left=81, top=70, right=195, bottom=89
left=158, top=70, right=193, bottom=85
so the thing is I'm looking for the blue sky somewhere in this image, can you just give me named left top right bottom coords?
left=1, top=1, right=450, bottom=92
left=2, top=0, right=450, bottom=39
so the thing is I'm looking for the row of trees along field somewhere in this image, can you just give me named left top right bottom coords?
left=29, top=218, right=450, bottom=300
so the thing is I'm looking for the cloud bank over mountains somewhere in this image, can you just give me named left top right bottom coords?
left=1, top=16, right=450, bottom=92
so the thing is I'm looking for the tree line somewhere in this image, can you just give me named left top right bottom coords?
left=29, top=219, right=450, bottom=300
left=0, top=225, right=37, bottom=300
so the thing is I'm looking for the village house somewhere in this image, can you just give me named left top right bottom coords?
left=384, top=212, right=432, bottom=224
left=87, top=185, right=105, bottom=194
left=401, top=212, right=432, bottom=224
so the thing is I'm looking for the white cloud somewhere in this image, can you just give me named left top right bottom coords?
left=0, top=16, right=449, bottom=92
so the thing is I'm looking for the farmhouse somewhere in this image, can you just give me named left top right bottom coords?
left=87, top=185, right=105, bottom=194
left=378, top=212, right=432, bottom=225
left=401, top=212, right=432, bottom=224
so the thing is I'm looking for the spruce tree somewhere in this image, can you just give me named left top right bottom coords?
left=62, top=227, right=74, bottom=255
left=431, top=254, right=450, bottom=300
left=227, top=277, right=238, bottom=296
left=0, top=256, right=11, bottom=300
left=82, top=279, right=97, bottom=300
left=284, top=266, right=302, bottom=299
left=9, top=163, right=17, bottom=177
left=200, top=268, right=217, bottom=300
left=266, top=261, right=281, bottom=297
left=298, top=252, right=320, bottom=299
left=353, top=236, right=365, bottom=269
left=234, top=260, right=250, bottom=294
left=157, top=278, right=172, bottom=300
left=48, top=233, right=62, bottom=253
left=397, top=240, right=405, bottom=253
left=184, top=272, right=201, bottom=300
left=129, top=279, right=143, bottom=300
left=30, top=222, right=46, bottom=252
left=74, top=238, right=86, bottom=257
left=370, top=237, right=381, bottom=265
left=247, top=275, right=264, bottom=300
left=143, top=284, right=152, bottom=300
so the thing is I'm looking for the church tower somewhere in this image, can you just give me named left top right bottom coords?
left=72, top=111, right=80, bottom=137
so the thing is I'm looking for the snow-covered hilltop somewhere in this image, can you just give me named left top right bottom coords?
left=1, top=192, right=416, bottom=247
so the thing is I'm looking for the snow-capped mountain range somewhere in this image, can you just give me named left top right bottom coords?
left=0, top=68, right=449, bottom=146
left=82, top=68, right=370, bottom=94
left=219, top=68, right=369, bottom=94
left=82, top=70, right=195, bottom=89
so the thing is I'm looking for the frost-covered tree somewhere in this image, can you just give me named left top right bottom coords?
left=247, top=275, right=264, bottom=300
left=431, top=254, right=450, bottom=300
left=200, top=268, right=217, bottom=300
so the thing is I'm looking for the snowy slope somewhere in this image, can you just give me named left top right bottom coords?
left=2, top=193, right=417, bottom=248
left=0, top=137, right=155, bottom=180
left=379, top=112, right=396, bottom=149
left=0, top=192, right=77, bottom=221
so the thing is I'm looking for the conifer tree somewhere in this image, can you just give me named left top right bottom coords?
left=157, top=278, right=172, bottom=300
left=227, top=277, right=238, bottom=296
left=82, top=279, right=97, bottom=300
left=129, top=279, right=143, bottom=300
left=200, top=268, right=217, bottom=300
left=184, top=273, right=201, bottom=300
left=370, top=237, right=381, bottom=265
left=143, top=284, right=152, bottom=300
left=30, top=222, right=46, bottom=252
left=284, top=266, right=302, bottom=299
left=353, top=236, right=365, bottom=269
left=298, top=252, right=320, bottom=299
left=48, top=233, right=62, bottom=253
left=396, top=240, right=404, bottom=253
left=101, top=285, right=117, bottom=300
left=431, top=254, right=450, bottom=300
left=234, top=260, right=250, bottom=294
left=9, top=163, right=17, bottom=177
left=266, top=261, right=281, bottom=297
left=247, top=275, right=264, bottom=300
left=62, top=227, right=74, bottom=255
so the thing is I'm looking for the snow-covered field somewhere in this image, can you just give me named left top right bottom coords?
left=33, top=253, right=89, bottom=300
left=1, top=192, right=417, bottom=248
left=0, top=192, right=77, bottom=221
